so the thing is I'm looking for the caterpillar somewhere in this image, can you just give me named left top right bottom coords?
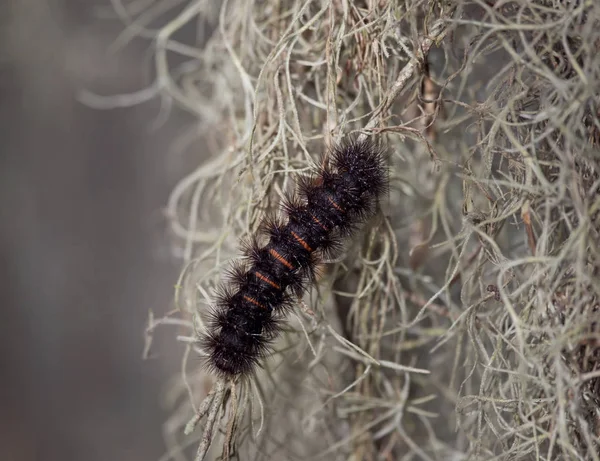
left=202, top=138, right=388, bottom=378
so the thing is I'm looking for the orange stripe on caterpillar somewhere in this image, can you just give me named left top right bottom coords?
left=243, top=295, right=266, bottom=309
left=254, top=271, right=281, bottom=289
left=327, top=195, right=344, bottom=212
left=310, top=214, right=328, bottom=231
left=269, top=248, right=294, bottom=269
left=290, top=231, right=313, bottom=252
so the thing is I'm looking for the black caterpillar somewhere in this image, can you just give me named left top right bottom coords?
left=203, top=138, right=387, bottom=377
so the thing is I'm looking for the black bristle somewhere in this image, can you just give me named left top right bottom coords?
left=202, top=137, right=388, bottom=378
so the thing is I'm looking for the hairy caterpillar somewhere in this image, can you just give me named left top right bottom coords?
left=202, top=138, right=388, bottom=377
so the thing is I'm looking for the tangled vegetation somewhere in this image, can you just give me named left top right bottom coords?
left=93, top=0, right=600, bottom=459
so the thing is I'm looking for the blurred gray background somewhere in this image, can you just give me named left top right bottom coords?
left=1, top=1, right=195, bottom=460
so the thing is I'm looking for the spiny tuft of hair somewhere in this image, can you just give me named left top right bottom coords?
left=202, top=138, right=388, bottom=377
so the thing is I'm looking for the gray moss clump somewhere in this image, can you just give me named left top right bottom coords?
left=119, top=0, right=600, bottom=459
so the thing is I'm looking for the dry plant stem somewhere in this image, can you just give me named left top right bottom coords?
left=223, top=380, right=238, bottom=460
left=358, top=15, right=453, bottom=143
left=521, top=201, right=536, bottom=256
left=191, top=378, right=226, bottom=461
